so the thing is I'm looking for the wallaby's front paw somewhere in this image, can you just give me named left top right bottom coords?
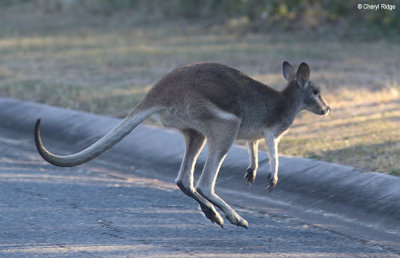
left=244, top=167, right=256, bottom=184
left=267, top=173, right=278, bottom=192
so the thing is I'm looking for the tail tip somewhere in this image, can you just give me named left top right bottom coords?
left=35, top=118, right=41, bottom=127
left=34, top=118, right=42, bottom=137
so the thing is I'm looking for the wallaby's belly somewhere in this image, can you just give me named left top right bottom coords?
left=236, top=126, right=264, bottom=140
left=155, top=105, right=266, bottom=141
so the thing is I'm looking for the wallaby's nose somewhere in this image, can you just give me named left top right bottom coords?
left=324, top=106, right=331, bottom=115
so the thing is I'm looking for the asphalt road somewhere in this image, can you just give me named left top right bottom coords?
left=0, top=131, right=399, bottom=257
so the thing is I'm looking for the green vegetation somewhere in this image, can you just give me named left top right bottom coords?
left=97, top=0, right=399, bottom=36
left=0, top=1, right=398, bottom=174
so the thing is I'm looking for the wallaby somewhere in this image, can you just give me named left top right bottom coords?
left=35, top=61, right=330, bottom=228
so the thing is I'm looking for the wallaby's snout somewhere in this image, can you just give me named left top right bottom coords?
left=308, top=87, right=330, bottom=116
left=311, top=86, right=330, bottom=116
left=322, top=102, right=330, bottom=116
left=282, top=61, right=330, bottom=116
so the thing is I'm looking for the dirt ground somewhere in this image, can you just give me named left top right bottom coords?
left=0, top=3, right=399, bottom=175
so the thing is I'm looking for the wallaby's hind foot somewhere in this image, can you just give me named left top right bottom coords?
left=176, top=181, right=224, bottom=228
left=198, top=204, right=224, bottom=228
left=197, top=188, right=248, bottom=229
left=226, top=212, right=248, bottom=228
left=244, top=167, right=256, bottom=184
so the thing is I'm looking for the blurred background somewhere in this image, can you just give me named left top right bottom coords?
left=0, top=0, right=399, bottom=175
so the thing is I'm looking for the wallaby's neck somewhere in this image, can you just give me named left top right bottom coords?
left=280, top=81, right=304, bottom=121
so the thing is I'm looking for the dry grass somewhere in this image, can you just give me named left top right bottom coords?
left=0, top=3, right=399, bottom=175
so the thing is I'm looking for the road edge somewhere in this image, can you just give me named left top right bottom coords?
left=1, top=97, right=399, bottom=229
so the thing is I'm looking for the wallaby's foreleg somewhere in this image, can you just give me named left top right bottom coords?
left=175, top=129, right=224, bottom=227
left=196, top=120, right=248, bottom=228
left=264, top=131, right=280, bottom=191
left=244, top=140, right=259, bottom=184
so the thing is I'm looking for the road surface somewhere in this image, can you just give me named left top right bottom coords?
left=0, top=129, right=399, bottom=257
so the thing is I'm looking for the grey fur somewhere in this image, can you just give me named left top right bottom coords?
left=35, top=61, right=330, bottom=228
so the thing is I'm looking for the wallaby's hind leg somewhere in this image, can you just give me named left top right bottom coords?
left=244, top=140, right=259, bottom=184
left=196, top=120, right=248, bottom=228
left=175, top=129, right=224, bottom=227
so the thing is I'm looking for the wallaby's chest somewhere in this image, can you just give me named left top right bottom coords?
left=236, top=104, right=293, bottom=141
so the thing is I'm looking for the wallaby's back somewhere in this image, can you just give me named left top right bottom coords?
left=143, top=63, right=281, bottom=119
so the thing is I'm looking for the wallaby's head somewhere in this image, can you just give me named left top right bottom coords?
left=282, top=61, right=330, bottom=116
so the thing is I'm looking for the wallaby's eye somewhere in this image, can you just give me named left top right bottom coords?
left=312, top=89, right=320, bottom=95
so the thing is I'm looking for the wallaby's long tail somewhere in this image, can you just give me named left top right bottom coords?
left=34, top=105, right=163, bottom=167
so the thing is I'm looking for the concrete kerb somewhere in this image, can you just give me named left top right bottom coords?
left=1, top=97, right=399, bottom=229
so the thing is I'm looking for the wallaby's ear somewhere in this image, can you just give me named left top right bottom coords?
left=296, top=62, right=310, bottom=88
left=282, top=61, right=295, bottom=81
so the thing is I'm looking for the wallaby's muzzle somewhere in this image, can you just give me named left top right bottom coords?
left=323, top=106, right=331, bottom=116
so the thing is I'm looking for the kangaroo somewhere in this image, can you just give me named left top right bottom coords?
left=35, top=61, right=330, bottom=228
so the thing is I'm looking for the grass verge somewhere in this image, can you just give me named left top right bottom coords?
left=0, top=3, right=399, bottom=174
